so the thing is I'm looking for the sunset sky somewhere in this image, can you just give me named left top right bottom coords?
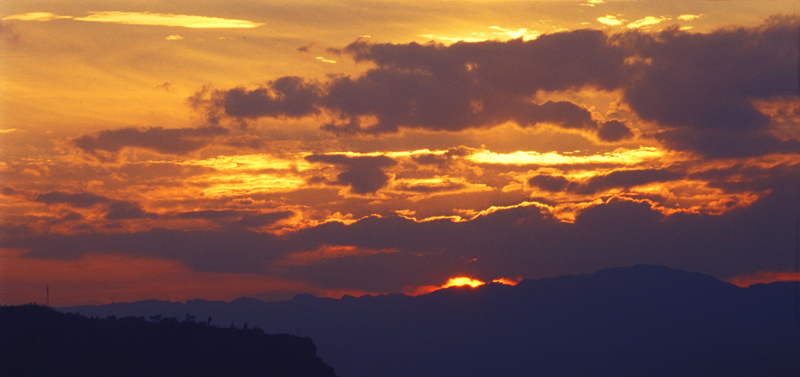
left=1, top=0, right=799, bottom=306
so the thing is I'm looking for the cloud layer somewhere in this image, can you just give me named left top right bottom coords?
left=191, top=16, right=798, bottom=158
left=2, top=9, right=799, bottom=305
left=6, top=169, right=797, bottom=291
left=71, top=126, right=228, bottom=159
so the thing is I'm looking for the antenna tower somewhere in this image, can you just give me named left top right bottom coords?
left=46, top=284, right=50, bottom=307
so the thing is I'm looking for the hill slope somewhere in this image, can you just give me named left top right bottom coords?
left=0, top=305, right=338, bottom=377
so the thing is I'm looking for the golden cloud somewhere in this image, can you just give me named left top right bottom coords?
left=678, top=14, right=703, bottom=22
left=627, top=16, right=671, bottom=29
left=466, top=147, right=667, bottom=166
left=74, top=11, right=264, bottom=28
left=3, top=12, right=70, bottom=21
left=597, top=15, right=623, bottom=26
left=4, top=11, right=263, bottom=29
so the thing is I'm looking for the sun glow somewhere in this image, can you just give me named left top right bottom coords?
left=491, top=278, right=520, bottom=286
left=442, top=277, right=486, bottom=288
left=404, top=275, right=520, bottom=296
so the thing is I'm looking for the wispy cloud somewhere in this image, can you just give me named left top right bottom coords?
left=488, top=26, right=540, bottom=40
left=627, top=16, right=671, bottom=29
left=597, top=15, right=623, bottom=26
left=2, top=12, right=70, bottom=21
left=316, top=56, right=337, bottom=64
left=420, top=26, right=540, bottom=44
left=581, top=0, right=605, bottom=7
left=74, top=11, right=263, bottom=28
left=4, top=11, right=263, bottom=29
left=678, top=14, right=703, bottom=22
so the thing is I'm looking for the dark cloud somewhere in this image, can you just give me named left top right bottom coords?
left=622, top=18, right=799, bottom=132
left=529, top=168, right=683, bottom=194
left=305, top=154, right=397, bottom=194
left=104, top=201, right=157, bottom=221
left=283, top=177, right=798, bottom=291
left=235, top=211, right=295, bottom=228
left=177, top=210, right=243, bottom=220
left=35, top=191, right=112, bottom=207
left=1, top=186, right=19, bottom=196
left=190, top=77, right=321, bottom=121
left=343, top=29, right=629, bottom=92
left=620, top=17, right=800, bottom=157
left=6, top=227, right=292, bottom=273
left=512, top=100, right=597, bottom=130
left=61, top=212, right=84, bottom=221
left=655, top=128, right=800, bottom=158
left=597, top=120, right=633, bottom=142
left=689, top=161, right=799, bottom=193
left=201, top=30, right=632, bottom=137
left=284, top=250, right=459, bottom=292
left=72, top=126, right=228, bottom=158
left=528, top=174, right=573, bottom=192
left=580, top=168, right=684, bottom=194
left=321, top=69, right=480, bottom=133
left=196, top=16, right=799, bottom=157
left=296, top=42, right=314, bottom=53
left=175, top=210, right=294, bottom=228
left=34, top=191, right=157, bottom=220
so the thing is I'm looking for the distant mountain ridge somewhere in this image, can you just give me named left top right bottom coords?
left=62, top=265, right=800, bottom=377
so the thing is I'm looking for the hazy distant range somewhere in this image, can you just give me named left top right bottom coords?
left=63, top=265, right=800, bottom=377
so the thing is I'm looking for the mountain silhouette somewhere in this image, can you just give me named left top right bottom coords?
left=0, top=304, right=337, bottom=377
left=62, top=265, right=800, bottom=377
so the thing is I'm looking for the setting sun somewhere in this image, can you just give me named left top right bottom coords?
left=442, top=277, right=486, bottom=288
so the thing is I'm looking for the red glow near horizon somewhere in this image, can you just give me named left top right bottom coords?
left=726, top=271, right=800, bottom=287
left=491, top=277, right=520, bottom=286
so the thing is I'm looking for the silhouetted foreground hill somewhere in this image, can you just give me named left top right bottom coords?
left=64, top=265, right=800, bottom=377
left=0, top=305, right=337, bottom=377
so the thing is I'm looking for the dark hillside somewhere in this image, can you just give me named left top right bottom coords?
left=0, top=305, right=337, bottom=377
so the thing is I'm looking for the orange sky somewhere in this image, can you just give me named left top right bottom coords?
left=1, top=0, right=799, bottom=306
